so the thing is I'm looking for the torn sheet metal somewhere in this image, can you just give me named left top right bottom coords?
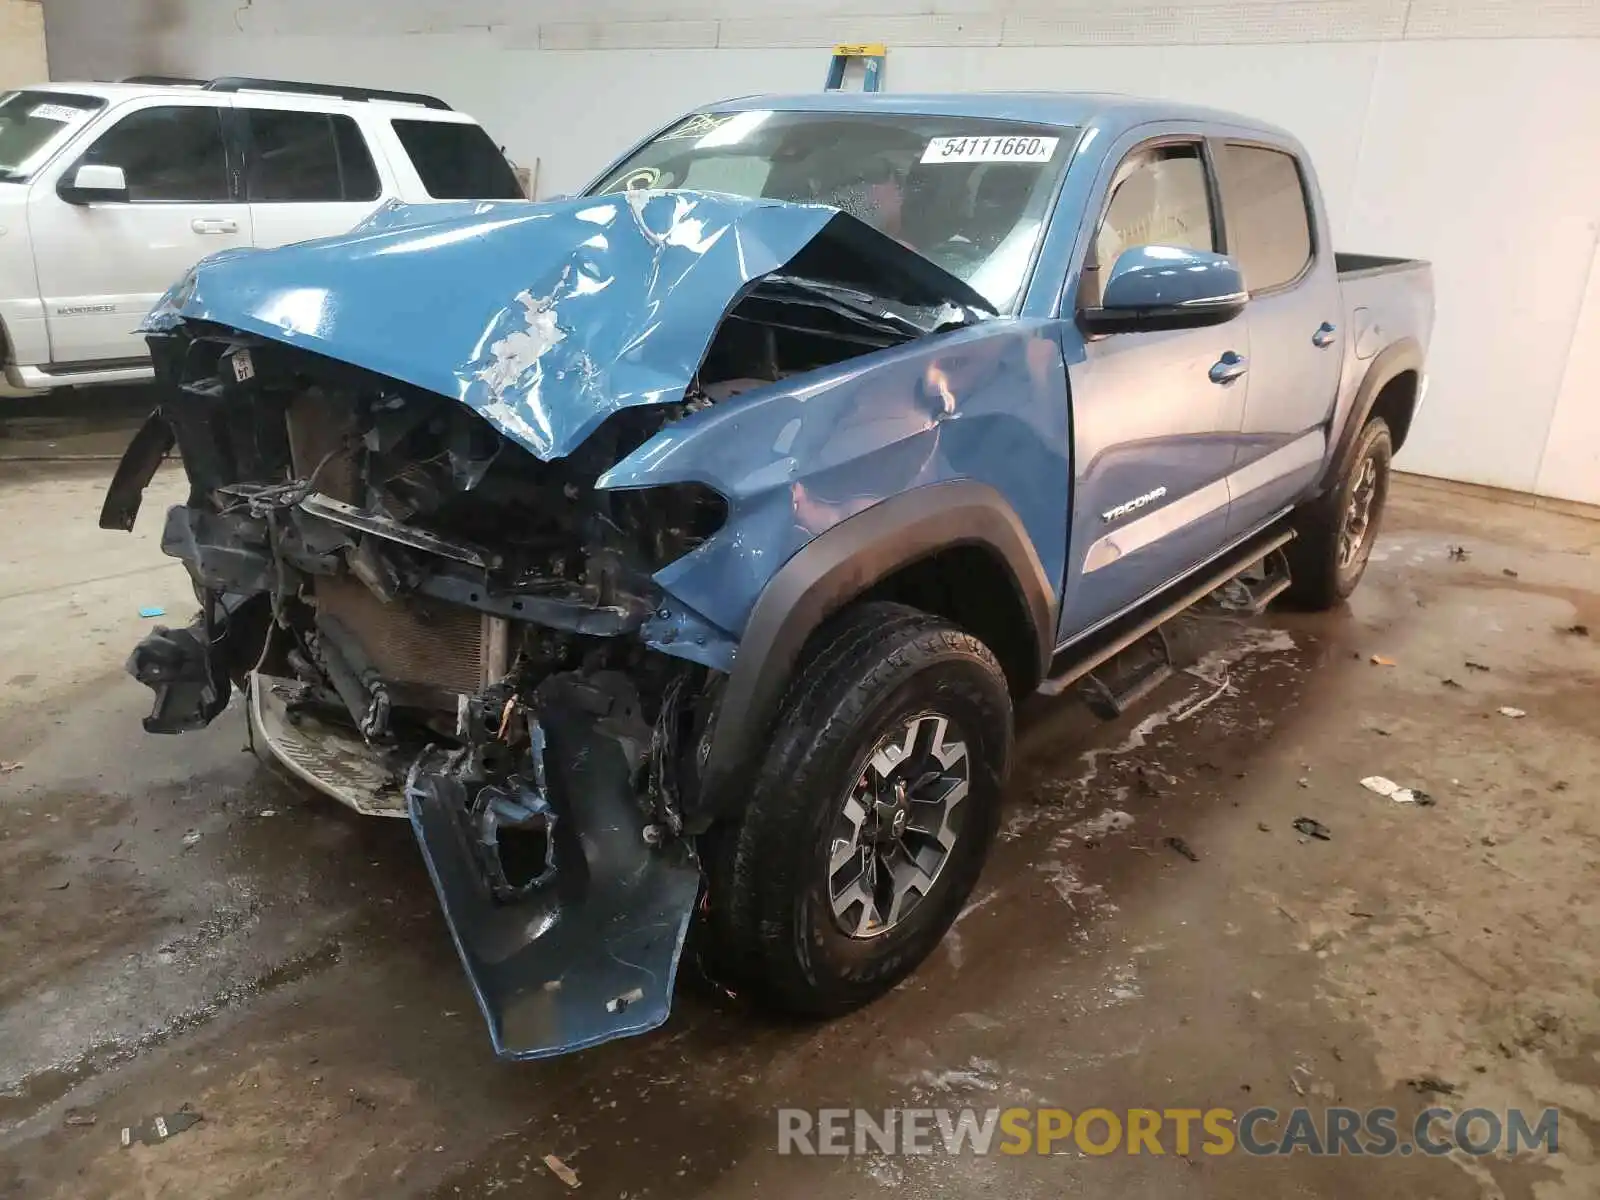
left=142, top=191, right=992, bottom=462
left=408, top=705, right=701, bottom=1060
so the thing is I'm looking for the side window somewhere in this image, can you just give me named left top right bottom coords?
left=244, top=110, right=381, bottom=202
left=1080, top=144, right=1215, bottom=307
left=1216, top=144, right=1313, bottom=292
left=390, top=119, right=524, bottom=200
left=78, top=106, right=230, bottom=203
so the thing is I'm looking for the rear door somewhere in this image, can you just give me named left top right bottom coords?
left=235, top=104, right=390, bottom=248
left=28, top=98, right=249, bottom=367
left=1212, top=140, right=1343, bottom=535
left=1056, top=134, right=1249, bottom=640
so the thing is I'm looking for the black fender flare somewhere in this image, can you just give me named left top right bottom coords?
left=695, top=480, right=1057, bottom=820
left=1317, top=337, right=1423, bottom=496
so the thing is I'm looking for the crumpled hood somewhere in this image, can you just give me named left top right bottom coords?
left=145, top=190, right=993, bottom=460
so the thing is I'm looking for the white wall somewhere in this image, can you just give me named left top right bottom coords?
left=1, top=0, right=48, bottom=88
left=40, top=0, right=1600, bottom=506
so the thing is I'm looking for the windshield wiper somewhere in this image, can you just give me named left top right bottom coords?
left=0, top=168, right=22, bottom=183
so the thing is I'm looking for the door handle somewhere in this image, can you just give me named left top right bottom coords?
left=1312, top=321, right=1337, bottom=348
left=191, top=217, right=239, bottom=235
left=1208, top=351, right=1248, bottom=385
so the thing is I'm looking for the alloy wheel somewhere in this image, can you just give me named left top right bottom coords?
left=826, top=713, right=970, bottom=939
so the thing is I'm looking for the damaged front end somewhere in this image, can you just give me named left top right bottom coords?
left=104, top=189, right=991, bottom=1058
left=122, top=332, right=720, bottom=1056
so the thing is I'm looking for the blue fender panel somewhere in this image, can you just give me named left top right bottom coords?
left=601, top=320, right=1073, bottom=786
left=602, top=319, right=1071, bottom=644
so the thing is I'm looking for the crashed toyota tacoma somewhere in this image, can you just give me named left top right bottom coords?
left=103, top=94, right=1432, bottom=1059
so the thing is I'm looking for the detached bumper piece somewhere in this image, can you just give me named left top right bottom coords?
left=126, top=621, right=231, bottom=734
left=247, top=673, right=408, bottom=817
left=407, top=701, right=700, bottom=1060
left=126, top=591, right=269, bottom=735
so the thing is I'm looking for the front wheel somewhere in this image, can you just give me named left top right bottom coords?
left=1284, top=416, right=1392, bottom=609
left=704, top=602, right=1013, bottom=1016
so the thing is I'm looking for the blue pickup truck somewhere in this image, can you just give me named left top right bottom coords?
left=103, top=92, right=1433, bottom=1060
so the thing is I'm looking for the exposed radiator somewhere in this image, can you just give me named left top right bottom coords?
left=315, top=575, right=503, bottom=695
left=286, top=390, right=359, bottom=504
left=286, top=396, right=507, bottom=698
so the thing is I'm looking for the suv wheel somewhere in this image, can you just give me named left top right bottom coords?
left=704, top=602, right=1012, bottom=1016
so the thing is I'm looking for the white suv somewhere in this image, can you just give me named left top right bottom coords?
left=0, top=76, right=526, bottom=395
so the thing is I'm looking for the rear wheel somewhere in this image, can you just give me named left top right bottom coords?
left=1284, top=416, right=1392, bottom=609
left=704, top=602, right=1012, bottom=1016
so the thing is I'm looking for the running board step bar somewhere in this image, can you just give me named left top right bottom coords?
left=1076, top=626, right=1175, bottom=719
left=1038, top=527, right=1296, bottom=699
left=1206, top=546, right=1294, bottom=617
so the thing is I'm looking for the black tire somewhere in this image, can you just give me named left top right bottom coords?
left=1284, top=417, right=1392, bottom=610
left=703, top=602, right=1012, bottom=1016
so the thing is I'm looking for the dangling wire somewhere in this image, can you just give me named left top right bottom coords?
left=214, top=442, right=348, bottom=518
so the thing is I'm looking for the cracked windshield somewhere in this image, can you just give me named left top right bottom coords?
left=591, top=109, right=1077, bottom=313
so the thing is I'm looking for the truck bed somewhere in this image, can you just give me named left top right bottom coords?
left=1335, top=252, right=1430, bottom=281
left=1330, top=251, right=1435, bottom=446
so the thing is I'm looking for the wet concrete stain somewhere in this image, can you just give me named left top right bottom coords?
left=1, top=465, right=1599, bottom=1199
left=0, top=940, right=342, bottom=1128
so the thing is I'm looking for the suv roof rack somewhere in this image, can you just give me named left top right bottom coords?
left=119, top=75, right=206, bottom=86
left=202, top=76, right=452, bottom=111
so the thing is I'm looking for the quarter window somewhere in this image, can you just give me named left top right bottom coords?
left=244, top=109, right=381, bottom=202
left=1216, top=144, right=1313, bottom=292
left=1082, top=145, right=1215, bottom=306
left=78, top=106, right=230, bottom=202
left=390, top=119, right=523, bottom=200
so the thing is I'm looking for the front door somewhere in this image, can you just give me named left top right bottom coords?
left=29, top=99, right=250, bottom=367
left=1057, top=137, right=1249, bottom=642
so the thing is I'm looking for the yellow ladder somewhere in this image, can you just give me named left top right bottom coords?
left=824, top=43, right=886, bottom=93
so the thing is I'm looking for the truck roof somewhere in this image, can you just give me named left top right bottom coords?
left=709, top=91, right=1297, bottom=144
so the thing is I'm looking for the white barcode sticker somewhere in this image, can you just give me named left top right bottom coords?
left=921, top=135, right=1059, bottom=165
left=231, top=349, right=255, bottom=383
left=30, top=103, right=87, bottom=123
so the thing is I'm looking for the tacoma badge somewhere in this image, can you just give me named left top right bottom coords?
left=1102, top=486, right=1168, bottom=523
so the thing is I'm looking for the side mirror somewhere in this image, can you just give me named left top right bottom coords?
left=1080, top=245, right=1246, bottom=334
left=59, top=163, right=129, bottom=205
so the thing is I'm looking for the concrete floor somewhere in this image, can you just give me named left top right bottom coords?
left=1, top=453, right=1598, bottom=1200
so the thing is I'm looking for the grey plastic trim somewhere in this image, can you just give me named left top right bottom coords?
left=1321, top=336, right=1422, bottom=494
left=696, top=480, right=1055, bottom=816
